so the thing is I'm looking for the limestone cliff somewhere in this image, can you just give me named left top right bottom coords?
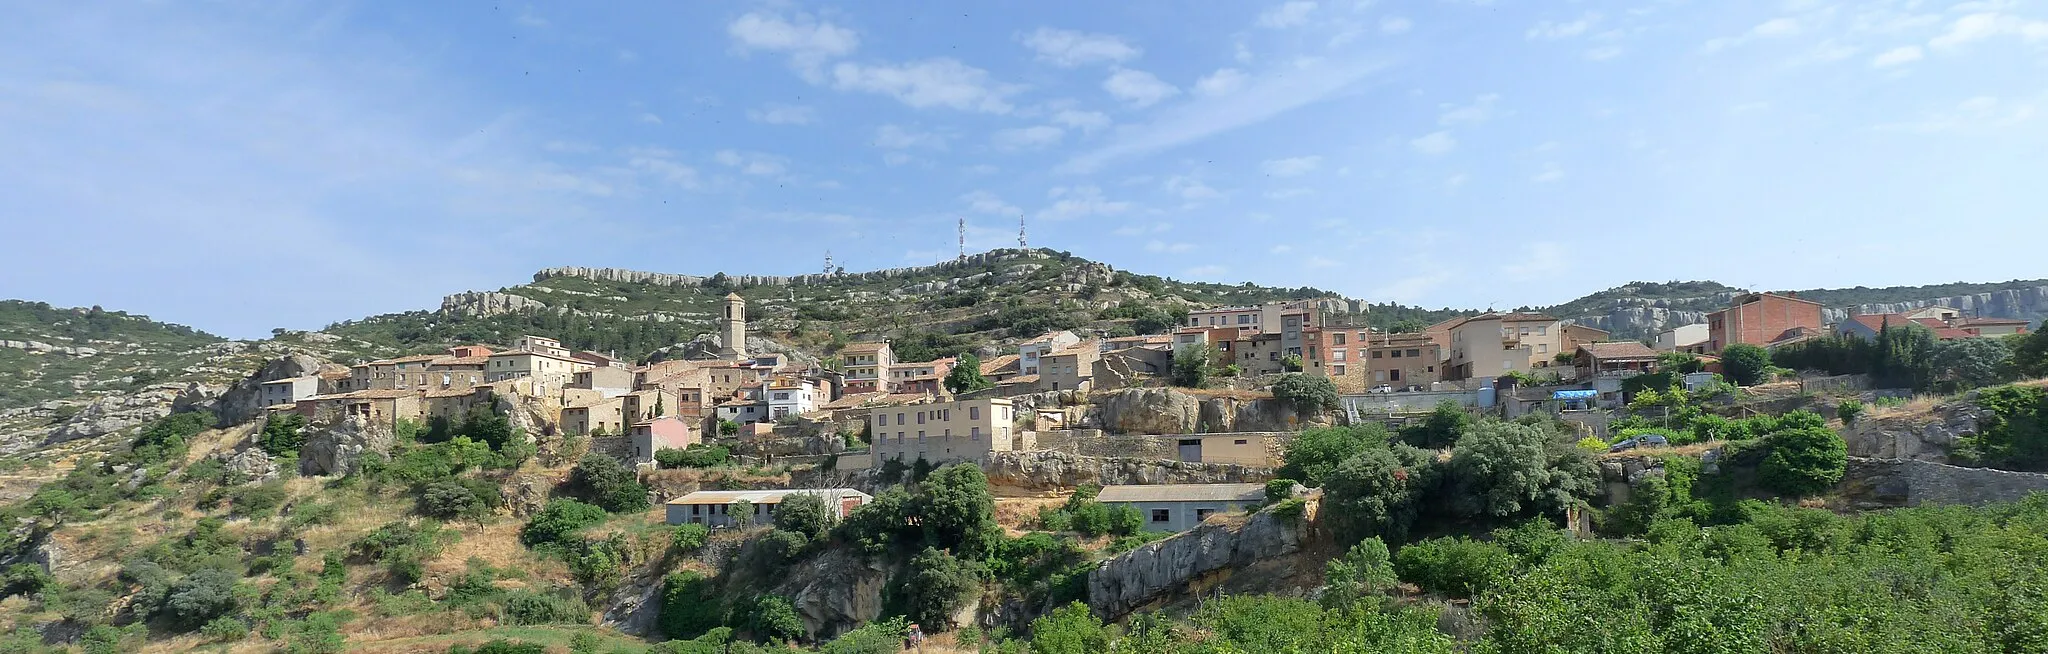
left=1089, top=388, right=1310, bottom=435
left=984, top=450, right=1274, bottom=492
left=1087, top=500, right=1315, bottom=620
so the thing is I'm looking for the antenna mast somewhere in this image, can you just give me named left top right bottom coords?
left=1018, top=214, right=1028, bottom=249
left=957, top=218, right=967, bottom=262
left=822, top=250, right=834, bottom=276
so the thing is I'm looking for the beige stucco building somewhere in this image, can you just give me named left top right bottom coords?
left=839, top=341, right=895, bottom=394
left=1445, top=312, right=1568, bottom=381
left=1038, top=342, right=1100, bottom=392
left=870, top=398, right=1020, bottom=465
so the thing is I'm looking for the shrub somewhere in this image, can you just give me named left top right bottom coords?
left=0, top=563, right=52, bottom=600
left=200, top=616, right=248, bottom=642
left=520, top=500, right=608, bottom=548
left=1837, top=399, right=1865, bottom=425
left=1321, top=537, right=1397, bottom=610
left=1759, top=426, right=1848, bottom=496
left=1264, top=479, right=1299, bottom=504
left=658, top=571, right=724, bottom=640
left=570, top=453, right=647, bottom=513
left=160, top=567, right=239, bottom=630
left=819, top=617, right=908, bottom=654
left=656, top=444, right=730, bottom=469
left=1321, top=444, right=1438, bottom=545
left=1028, top=602, right=1113, bottom=654
left=451, top=641, right=547, bottom=654
left=1271, top=374, right=1339, bottom=415
left=672, top=523, right=710, bottom=552
left=259, top=413, right=308, bottom=459
left=1446, top=420, right=1599, bottom=520
left=1278, top=424, right=1390, bottom=487
left=900, top=547, right=980, bottom=631
left=352, top=521, right=448, bottom=584
left=1393, top=537, right=1516, bottom=599
left=1399, top=401, right=1471, bottom=449
left=567, top=533, right=630, bottom=589
left=231, top=481, right=290, bottom=518
left=746, top=595, right=806, bottom=644
left=417, top=478, right=501, bottom=521
left=498, top=590, right=590, bottom=625
left=773, top=492, right=833, bottom=541
left=1722, top=344, right=1771, bottom=386
left=1172, top=345, right=1212, bottom=388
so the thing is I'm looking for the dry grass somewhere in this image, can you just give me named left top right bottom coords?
left=994, top=496, right=1067, bottom=532
left=1597, top=442, right=1720, bottom=460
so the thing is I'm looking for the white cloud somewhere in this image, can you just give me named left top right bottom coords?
left=1584, top=45, right=1624, bottom=61
left=1183, top=265, right=1230, bottom=278
left=515, top=9, right=549, bottom=28
left=1020, top=28, right=1141, bottom=67
left=1872, top=45, right=1924, bottom=67
left=1113, top=222, right=1173, bottom=236
left=1751, top=17, right=1802, bottom=37
left=992, top=125, right=1066, bottom=150
left=1194, top=68, right=1248, bottom=97
left=872, top=125, right=948, bottom=150
left=1051, top=109, right=1112, bottom=132
left=1103, top=68, right=1180, bottom=108
left=1258, top=1, right=1318, bottom=28
left=1531, top=162, right=1565, bottom=183
left=1410, top=131, right=1456, bottom=155
left=1438, top=93, right=1503, bottom=125
left=727, top=11, right=859, bottom=72
left=882, top=152, right=914, bottom=166
left=1037, top=185, right=1132, bottom=220
left=747, top=103, right=817, bottom=125
left=1527, top=13, right=1599, bottom=40
left=1265, top=188, right=1312, bottom=199
left=1261, top=155, right=1322, bottom=176
left=1444, top=173, right=1468, bottom=189
left=1060, top=56, right=1387, bottom=173
left=637, top=112, right=663, bottom=125
left=713, top=150, right=787, bottom=176
left=1164, top=176, right=1222, bottom=201
left=1380, top=16, right=1413, bottom=34
left=1878, top=95, right=2038, bottom=133
left=1269, top=244, right=1295, bottom=254
left=626, top=148, right=700, bottom=188
left=961, top=190, right=1021, bottom=215
left=1930, top=12, right=2048, bottom=49
left=1145, top=240, right=1195, bottom=253
left=832, top=58, right=1019, bottom=113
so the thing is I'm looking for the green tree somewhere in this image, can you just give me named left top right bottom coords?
left=1758, top=426, right=1848, bottom=496
left=1271, top=373, right=1339, bottom=415
left=520, top=499, right=608, bottom=547
left=1322, top=444, right=1438, bottom=544
left=747, top=595, right=806, bottom=644
left=259, top=412, right=307, bottom=459
left=671, top=523, right=710, bottom=552
left=658, top=571, right=724, bottom=640
left=1722, top=344, right=1772, bottom=386
left=944, top=353, right=994, bottom=395
left=1392, top=536, right=1516, bottom=599
left=1399, top=401, right=1471, bottom=449
left=1171, top=344, right=1213, bottom=388
left=917, top=464, right=1002, bottom=557
left=900, top=548, right=980, bottom=632
left=1278, top=424, right=1389, bottom=487
left=570, top=453, right=647, bottom=513
left=459, top=406, right=519, bottom=452
left=1931, top=337, right=2016, bottom=391
left=159, top=567, right=239, bottom=630
left=772, top=492, right=833, bottom=541
left=2013, top=331, right=2048, bottom=379
left=1446, top=421, right=1599, bottom=521
left=1028, top=602, right=1113, bottom=654
left=654, top=395, right=665, bottom=417
left=1321, top=537, right=1398, bottom=610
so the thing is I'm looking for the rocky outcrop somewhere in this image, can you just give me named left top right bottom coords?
left=222, top=448, right=281, bottom=484
left=1844, top=401, right=1987, bottom=463
left=773, top=548, right=893, bottom=640
left=0, top=339, right=98, bottom=357
left=297, top=416, right=393, bottom=477
left=535, top=248, right=1053, bottom=290
left=1090, top=388, right=1306, bottom=434
left=39, top=384, right=184, bottom=448
left=1826, top=285, right=2048, bottom=327
left=653, top=334, right=819, bottom=366
left=1088, top=502, right=1312, bottom=620
left=1570, top=306, right=1717, bottom=341
left=215, top=353, right=329, bottom=426
left=1838, top=457, right=2048, bottom=509
left=984, top=450, right=1272, bottom=492
left=439, top=291, right=548, bottom=317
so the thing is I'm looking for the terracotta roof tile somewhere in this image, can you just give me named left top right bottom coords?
left=1578, top=341, right=1659, bottom=360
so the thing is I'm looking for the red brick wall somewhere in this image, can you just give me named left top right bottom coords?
left=1710, top=295, right=1823, bottom=350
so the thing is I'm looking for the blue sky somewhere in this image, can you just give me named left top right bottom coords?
left=4, top=1, right=2046, bottom=339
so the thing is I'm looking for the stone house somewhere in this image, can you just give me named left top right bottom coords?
left=562, top=396, right=628, bottom=436
left=1019, top=331, right=1082, bottom=375
left=1573, top=342, right=1661, bottom=381
left=1444, top=312, right=1568, bottom=381
left=629, top=416, right=699, bottom=463
left=259, top=376, right=320, bottom=409
left=1038, top=343, right=1100, bottom=392
left=870, top=397, right=1021, bottom=465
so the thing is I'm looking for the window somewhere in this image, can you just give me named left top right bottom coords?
left=896, top=413, right=905, bottom=425
left=1537, top=344, right=1548, bottom=354
left=1375, top=371, right=1387, bottom=381
left=917, top=431, right=925, bottom=441
left=1333, top=333, right=1347, bottom=345
left=917, top=412, right=925, bottom=424
left=1234, top=439, right=1248, bottom=445
left=1391, top=350, right=1403, bottom=358
left=970, top=426, right=981, bottom=438
left=1150, top=509, right=1171, bottom=522
left=1502, top=361, right=1513, bottom=370
left=1536, top=326, right=1548, bottom=335
left=1196, top=508, right=1215, bottom=522
left=1332, top=364, right=1346, bottom=375
left=969, top=406, right=981, bottom=420
left=1332, top=349, right=1346, bottom=362
left=1406, top=349, right=1421, bottom=357
left=1372, top=350, right=1383, bottom=359
left=1238, top=315, right=1250, bottom=324
left=1390, top=369, right=1401, bottom=381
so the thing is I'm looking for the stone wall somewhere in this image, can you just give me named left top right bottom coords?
left=1838, top=457, right=2048, bottom=509
left=588, top=435, right=633, bottom=460
left=1087, top=500, right=1313, bottom=620
left=1034, top=429, right=1292, bottom=465
left=983, top=450, right=1273, bottom=492
left=1088, top=387, right=1313, bottom=435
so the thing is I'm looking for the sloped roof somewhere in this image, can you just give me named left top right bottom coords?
left=1578, top=341, right=1659, bottom=361
left=1097, top=483, right=1264, bottom=504
left=667, top=488, right=869, bottom=506
left=979, top=354, right=1020, bottom=375
left=839, top=341, right=888, bottom=354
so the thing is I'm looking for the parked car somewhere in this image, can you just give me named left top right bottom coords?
left=1607, top=438, right=1639, bottom=453
left=1399, top=385, right=1425, bottom=392
left=1639, top=434, right=1671, bottom=447
left=1368, top=384, right=1393, bottom=394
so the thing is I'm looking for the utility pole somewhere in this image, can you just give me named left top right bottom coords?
left=1018, top=214, right=1028, bottom=248
left=958, top=217, right=967, bottom=262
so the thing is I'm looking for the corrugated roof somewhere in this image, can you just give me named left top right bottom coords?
left=666, top=488, right=871, bottom=506
left=1097, top=483, right=1265, bottom=504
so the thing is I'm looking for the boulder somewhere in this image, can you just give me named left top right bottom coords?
left=223, top=448, right=281, bottom=484
left=297, top=416, right=393, bottom=477
left=774, top=548, right=891, bottom=640
left=1095, top=388, right=1203, bottom=434
left=1843, top=400, right=1986, bottom=463
left=42, top=384, right=183, bottom=447
left=171, top=382, right=225, bottom=415
left=216, top=353, right=329, bottom=426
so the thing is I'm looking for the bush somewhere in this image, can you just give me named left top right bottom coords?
left=1400, top=401, right=1471, bottom=449
left=1278, top=424, right=1389, bottom=487
left=656, top=445, right=731, bottom=469
left=498, top=590, right=590, bottom=625
left=160, top=567, right=239, bottom=630
left=658, top=571, right=724, bottom=640
left=900, top=548, right=981, bottom=632
left=1265, top=479, right=1299, bottom=504
left=672, top=523, right=710, bottom=552
left=199, top=616, right=248, bottom=642
left=229, top=481, right=290, bottom=518
left=1722, top=344, right=1771, bottom=386
left=1758, top=426, right=1848, bottom=496
left=819, top=617, right=908, bottom=654
left=1172, top=345, right=1212, bottom=388
left=520, top=500, right=608, bottom=548
left=0, top=563, right=52, bottom=600
left=745, top=595, right=806, bottom=644
left=259, top=413, right=308, bottom=459
left=773, top=492, right=833, bottom=541
left=570, top=453, right=647, bottom=512
left=1028, top=602, right=1113, bottom=654
left=1321, top=444, right=1438, bottom=544
left=1837, top=399, right=1865, bottom=425
left=451, top=640, right=547, bottom=654
left=1446, top=420, right=1599, bottom=521
left=1271, top=374, right=1339, bottom=415
left=417, top=478, right=501, bottom=522
left=1321, top=537, right=1398, bottom=610
left=352, top=521, right=448, bottom=584
left=1393, top=537, right=1516, bottom=599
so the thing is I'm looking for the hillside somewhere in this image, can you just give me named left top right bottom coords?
left=326, top=248, right=1466, bottom=365
left=1540, top=278, right=2048, bottom=340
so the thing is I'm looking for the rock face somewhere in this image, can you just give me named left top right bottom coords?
left=1838, top=457, right=2048, bottom=509
left=439, top=290, right=548, bottom=317
left=40, top=384, right=183, bottom=448
left=1825, top=285, right=2048, bottom=327
left=656, top=333, right=819, bottom=366
left=534, top=248, right=1052, bottom=290
left=1570, top=305, right=1718, bottom=341
left=773, top=547, right=892, bottom=640
left=1087, top=503, right=1311, bottom=620
left=297, top=416, right=393, bottom=477
left=984, top=450, right=1272, bottom=492
left=215, top=353, right=329, bottom=426
left=222, top=448, right=281, bottom=484
left=1843, top=401, right=1987, bottom=463
left=1091, top=388, right=1305, bottom=434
